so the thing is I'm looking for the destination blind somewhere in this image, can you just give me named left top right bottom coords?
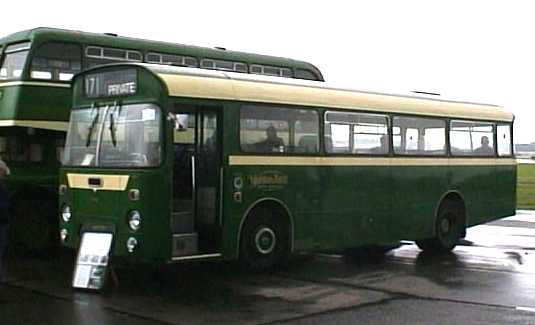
left=84, top=68, right=137, bottom=98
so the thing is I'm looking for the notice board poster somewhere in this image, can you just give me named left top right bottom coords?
left=72, top=232, right=113, bottom=290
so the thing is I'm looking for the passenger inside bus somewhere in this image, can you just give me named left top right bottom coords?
left=474, top=136, right=494, bottom=155
left=255, top=126, right=284, bottom=152
left=371, top=135, right=389, bottom=154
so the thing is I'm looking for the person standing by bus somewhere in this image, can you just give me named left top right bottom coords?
left=0, top=159, right=10, bottom=284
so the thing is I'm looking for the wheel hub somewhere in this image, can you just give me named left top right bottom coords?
left=254, top=227, right=276, bottom=255
left=440, top=217, right=451, bottom=235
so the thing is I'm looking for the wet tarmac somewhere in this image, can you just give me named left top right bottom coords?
left=1, top=211, right=535, bottom=324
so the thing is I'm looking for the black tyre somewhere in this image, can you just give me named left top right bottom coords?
left=9, top=197, right=58, bottom=256
left=416, top=202, right=464, bottom=254
left=239, top=208, right=289, bottom=272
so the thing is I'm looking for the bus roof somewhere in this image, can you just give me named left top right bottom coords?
left=0, top=27, right=323, bottom=81
left=125, top=64, right=512, bottom=122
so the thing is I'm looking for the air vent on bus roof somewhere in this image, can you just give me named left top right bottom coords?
left=104, top=33, right=118, bottom=37
left=214, top=47, right=227, bottom=51
left=412, top=91, right=440, bottom=96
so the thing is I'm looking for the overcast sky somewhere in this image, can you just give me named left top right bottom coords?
left=2, top=0, right=533, bottom=143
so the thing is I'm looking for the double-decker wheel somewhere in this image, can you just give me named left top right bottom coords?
left=416, top=202, right=464, bottom=254
left=239, top=208, right=289, bottom=272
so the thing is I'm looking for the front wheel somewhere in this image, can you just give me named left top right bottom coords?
left=239, top=208, right=289, bottom=272
left=416, top=203, right=464, bottom=254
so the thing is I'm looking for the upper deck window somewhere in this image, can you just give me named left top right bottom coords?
left=30, top=42, right=82, bottom=81
left=0, top=42, right=31, bottom=81
left=295, top=69, right=318, bottom=81
left=85, top=46, right=142, bottom=69
left=250, top=64, right=293, bottom=78
left=146, top=52, right=198, bottom=68
left=200, top=59, right=247, bottom=73
left=4, top=42, right=31, bottom=53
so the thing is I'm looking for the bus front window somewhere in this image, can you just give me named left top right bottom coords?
left=99, top=104, right=161, bottom=167
left=0, top=42, right=30, bottom=81
left=63, top=106, right=103, bottom=166
left=63, top=103, right=161, bottom=167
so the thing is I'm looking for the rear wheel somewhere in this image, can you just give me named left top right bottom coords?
left=416, top=202, right=464, bottom=254
left=239, top=208, right=289, bottom=272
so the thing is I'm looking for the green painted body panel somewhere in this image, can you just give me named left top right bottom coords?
left=60, top=66, right=171, bottom=263
left=0, top=85, right=71, bottom=121
left=220, top=163, right=517, bottom=259
left=0, top=126, right=63, bottom=197
left=60, top=168, right=172, bottom=262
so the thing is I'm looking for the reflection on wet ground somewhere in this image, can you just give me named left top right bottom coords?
left=1, top=211, right=535, bottom=324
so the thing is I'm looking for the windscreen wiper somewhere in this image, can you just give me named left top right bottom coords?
left=86, top=103, right=99, bottom=147
left=109, top=102, right=119, bottom=147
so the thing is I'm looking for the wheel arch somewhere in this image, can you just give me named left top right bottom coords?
left=236, top=197, right=295, bottom=258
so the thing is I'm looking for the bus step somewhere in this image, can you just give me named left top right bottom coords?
left=171, top=211, right=194, bottom=233
left=172, top=232, right=198, bottom=257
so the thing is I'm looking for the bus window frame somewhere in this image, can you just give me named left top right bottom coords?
left=449, top=119, right=497, bottom=158
left=83, top=45, right=143, bottom=69
left=323, top=109, right=391, bottom=156
left=391, top=114, right=448, bottom=157
left=29, top=41, right=83, bottom=83
left=238, top=103, right=321, bottom=156
left=145, top=51, right=199, bottom=68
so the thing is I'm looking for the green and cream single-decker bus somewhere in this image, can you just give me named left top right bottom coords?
left=59, top=63, right=516, bottom=270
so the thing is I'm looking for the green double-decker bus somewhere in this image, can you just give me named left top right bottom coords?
left=59, top=63, right=515, bottom=270
left=0, top=27, right=323, bottom=253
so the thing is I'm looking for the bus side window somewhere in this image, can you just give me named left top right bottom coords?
left=450, top=120, right=494, bottom=156
left=324, top=111, right=389, bottom=155
left=393, top=116, right=446, bottom=156
left=497, top=124, right=512, bottom=156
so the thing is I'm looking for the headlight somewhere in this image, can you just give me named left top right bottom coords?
left=60, top=228, right=68, bottom=242
left=126, top=237, right=138, bottom=253
left=128, top=210, right=141, bottom=231
left=62, top=205, right=72, bottom=222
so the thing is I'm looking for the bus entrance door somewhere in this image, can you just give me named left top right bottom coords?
left=171, top=106, right=221, bottom=257
left=194, top=108, right=221, bottom=252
